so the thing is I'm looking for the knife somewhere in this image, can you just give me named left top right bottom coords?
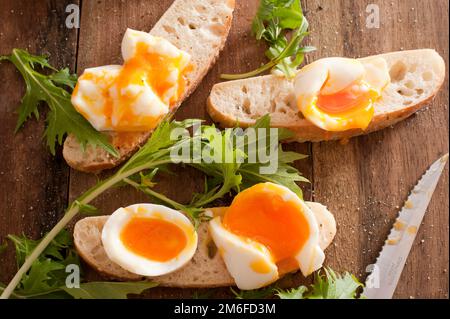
left=363, top=153, right=449, bottom=299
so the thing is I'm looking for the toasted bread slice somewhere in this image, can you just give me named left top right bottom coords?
left=207, top=49, right=445, bottom=142
left=73, top=202, right=336, bottom=288
left=63, top=0, right=235, bottom=173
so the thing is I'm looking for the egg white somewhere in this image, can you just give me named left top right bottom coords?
left=101, top=203, right=197, bottom=277
left=122, top=28, right=191, bottom=66
left=71, top=65, right=122, bottom=131
left=72, top=29, right=192, bottom=131
left=208, top=183, right=325, bottom=290
left=209, top=216, right=279, bottom=290
left=294, top=57, right=390, bottom=131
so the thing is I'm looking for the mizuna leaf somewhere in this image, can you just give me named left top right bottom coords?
left=222, top=0, right=315, bottom=79
left=0, top=49, right=118, bottom=157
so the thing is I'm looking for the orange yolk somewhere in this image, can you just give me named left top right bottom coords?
left=120, top=217, right=187, bottom=262
left=222, top=184, right=310, bottom=266
left=73, top=42, right=192, bottom=131
left=316, top=82, right=379, bottom=115
left=112, top=42, right=192, bottom=130
left=117, top=42, right=191, bottom=108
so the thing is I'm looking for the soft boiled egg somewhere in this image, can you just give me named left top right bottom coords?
left=71, top=28, right=192, bottom=132
left=294, top=57, right=390, bottom=131
left=208, top=183, right=325, bottom=290
left=101, top=203, right=197, bottom=276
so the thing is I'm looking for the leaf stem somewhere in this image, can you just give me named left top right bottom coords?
left=0, top=159, right=171, bottom=299
left=220, top=26, right=306, bottom=80
left=123, top=178, right=186, bottom=211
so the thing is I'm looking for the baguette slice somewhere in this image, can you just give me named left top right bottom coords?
left=208, top=49, right=446, bottom=142
left=74, top=202, right=336, bottom=288
left=63, top=0, right=235, bottom=173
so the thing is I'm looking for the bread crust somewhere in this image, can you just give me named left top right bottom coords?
left=63, top=0, right=236, bottom=173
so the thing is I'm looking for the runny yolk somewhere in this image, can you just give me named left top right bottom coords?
left=73, top=42, right=192, bottom=131
left=120, top=217, right=187, bottom=262
left=112, top=42, right=191, bottom=130
left=316, top=82, right=379, bottom=114
left=117, top=42, right=190, bottom=108
left=222, top=184, right=310, bottom=266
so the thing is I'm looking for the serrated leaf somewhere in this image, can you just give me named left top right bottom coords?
left=305, top=268, right=364, bottom=299
left=49, top=68, right=77, bottom=89
left=19, top=258, right=65, bottom=294
left=223, top=0, right=315, bottom=80
left=0, top=49, right=118, bottom=157
left=275, top=285, right=307, bottom=299
left=74, top=200, right=98, bottom=215
left=62, top=281, right=158, bottom=299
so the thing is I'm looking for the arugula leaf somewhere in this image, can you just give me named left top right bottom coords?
left=222, top=0, right=314, bottom=79
left=0, top=49, right=118, bottom=157
left=1, top=117, right=308, bottom=298
left=73, top=200, right=99, bottom=215
left=190, top=114, right=307, bottom=205
left=276, top=268, right=364, bottom=299
left=5, top=230, right=80, bottom=296
left=125, top=115, right=307, bottom=224
left=62, top=281, right=158, bottom=299
left=7, top=230, right=73, bottom=268
left=231, top=268, right=364, bottom=299
left=2, top=230, right=158, bottom=299
left=48, top=68, right=78, bottom=90
left=19, top=258, right=65, bottom=294
left=275, top=286, right=307, bottom=299
left=305, top=268, right=364, bottom=299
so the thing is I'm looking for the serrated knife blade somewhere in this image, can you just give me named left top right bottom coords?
left=363, top=153, right=449, bottom=299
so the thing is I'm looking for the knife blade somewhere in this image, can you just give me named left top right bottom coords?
left=362, top=153, right=449, bottom=299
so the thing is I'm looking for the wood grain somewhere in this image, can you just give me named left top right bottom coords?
left=0, top=0, right=79, bottom=285
left=304, top=0, right=449, bottom=298
left=0, top=0, right=448, bottom=299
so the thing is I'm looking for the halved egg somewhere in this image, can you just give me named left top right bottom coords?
left=71, top=28, right=193, bottom=132
left=294, top=57, right=390, bottom=131
left=71, top=65, right=122, bottom=131
left=101, top=203, right=197, bottom=276
left=209, top=183, right=324, bottom=290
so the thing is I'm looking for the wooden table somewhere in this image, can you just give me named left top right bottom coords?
left=0, top=0, right=448, bottom=299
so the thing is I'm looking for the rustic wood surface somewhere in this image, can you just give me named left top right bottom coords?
left=0, top=0, right=448, bottom=299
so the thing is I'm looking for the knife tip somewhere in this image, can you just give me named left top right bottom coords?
left=440, top=153, right=449, bottom=164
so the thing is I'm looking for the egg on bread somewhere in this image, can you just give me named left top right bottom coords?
left=101, top=203, right=197, bottom=277
left=294, top=57, right=390, bottom=131
left=71, top=29, right=193, bottom=132
left=208, top=182, right=325, bottom=290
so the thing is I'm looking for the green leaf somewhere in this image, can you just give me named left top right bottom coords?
left=222, top=0, right=315, bottom=79
left=19, top=258, right=64, bottom=294
left=275, top=286, right=307, bottom=299
left=6, top=229, right=82, bottom=297
left=1, top=117, right=309, bottom=299
left=74, top=200, right=99, bottom=215
left=0, top=49, right=118, bottom=157
left=275, top=268, right=364, bottom=299
left=62, top=281, right=158, bottom=299
left=306, top=268, right=364, bottom=299
left=49, top=68, right=78, bottom=89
